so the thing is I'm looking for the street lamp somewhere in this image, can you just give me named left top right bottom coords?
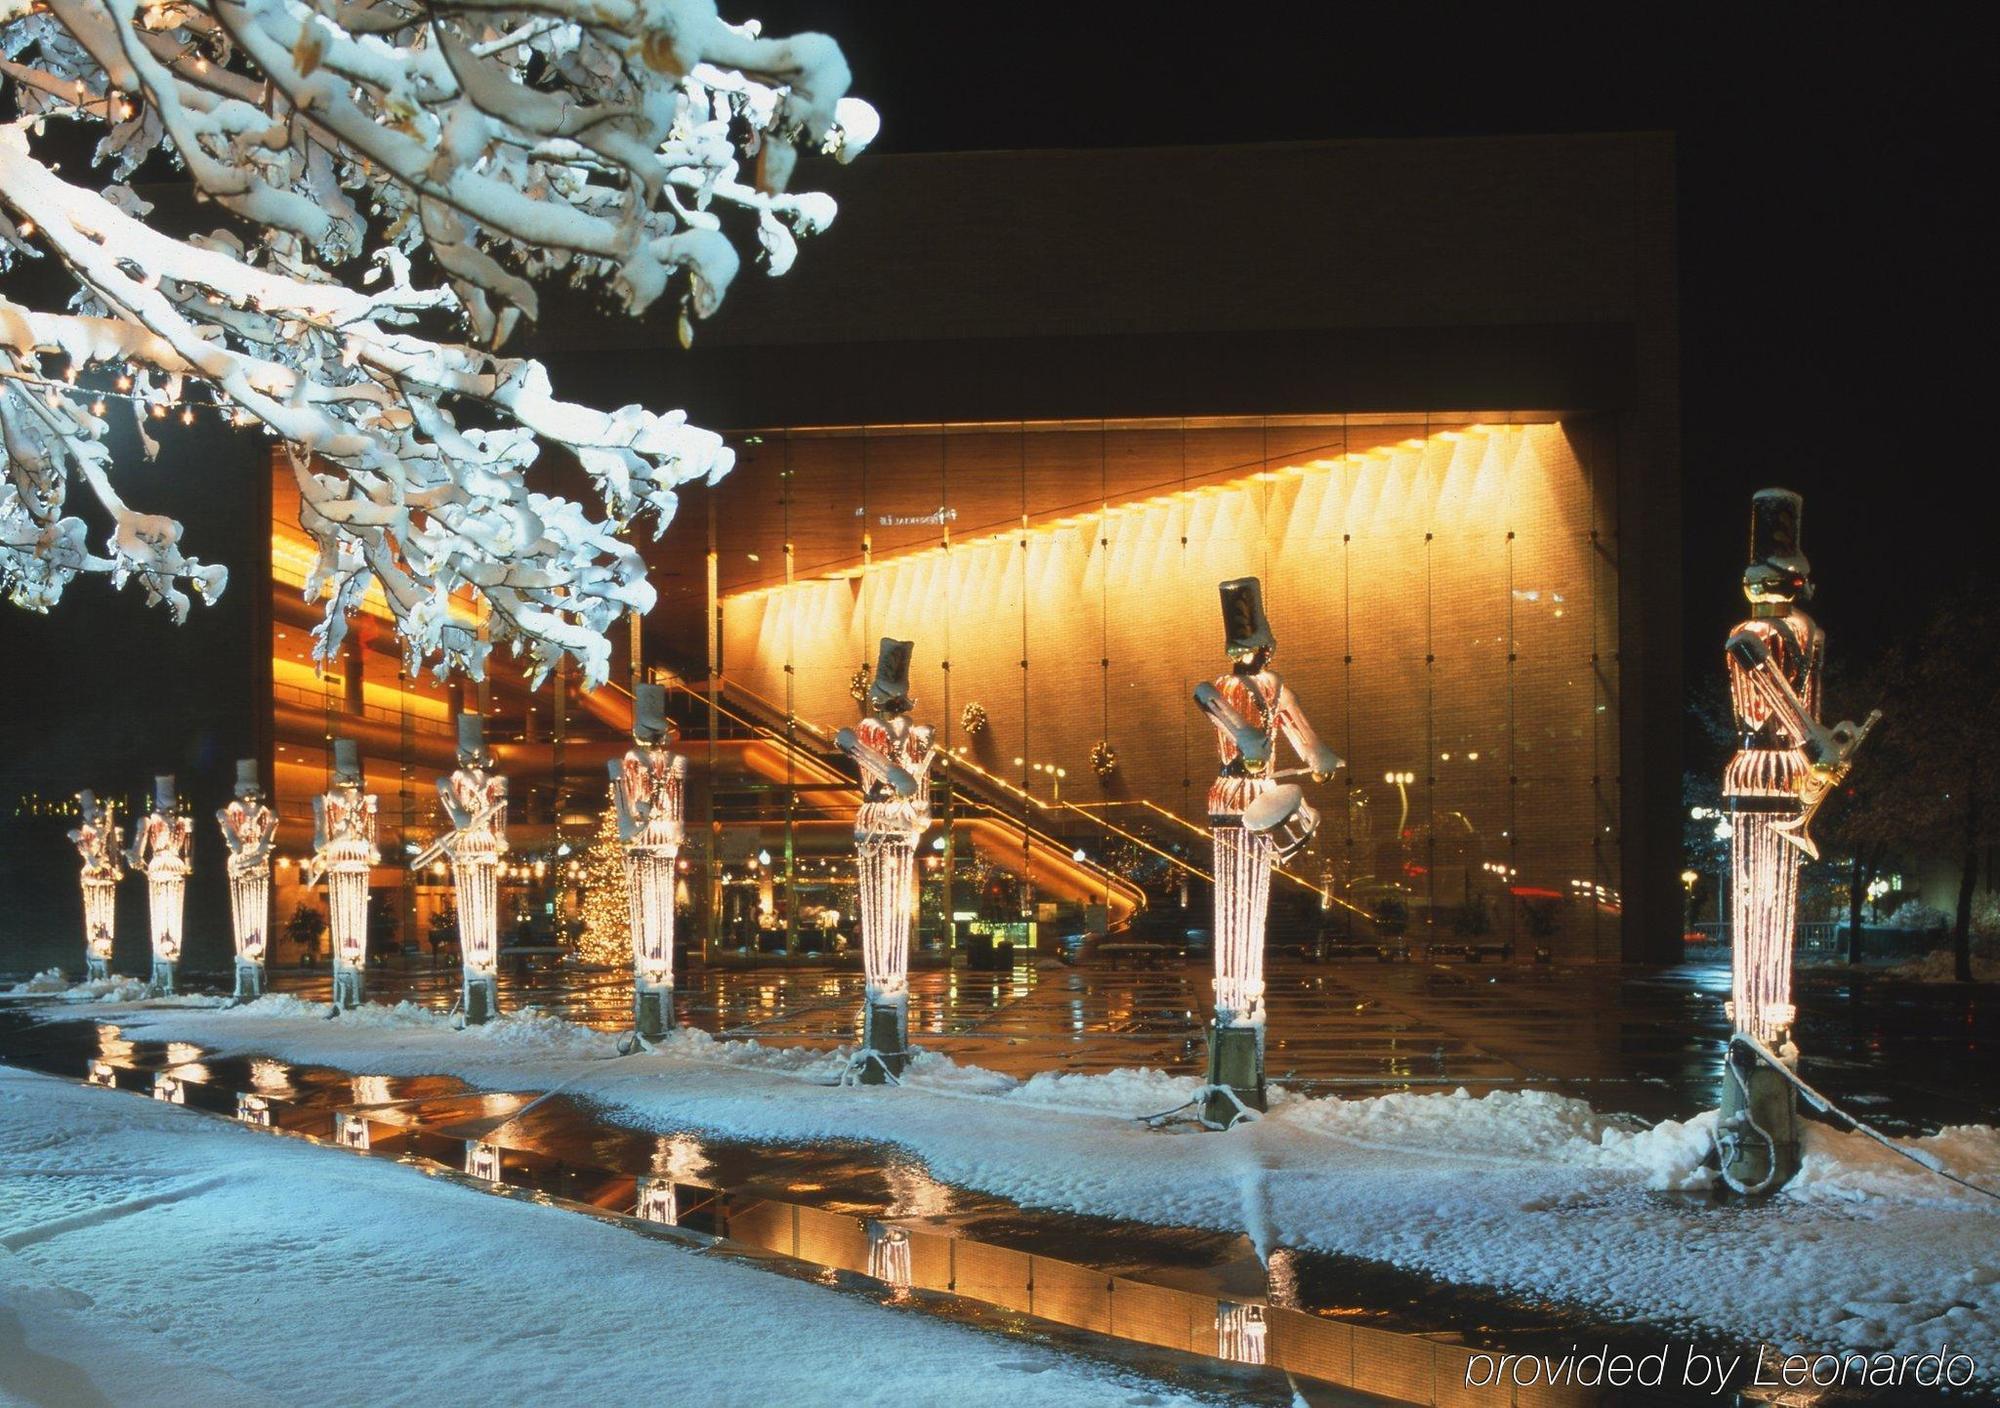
left=1382, top=771, right=1415, bottom=836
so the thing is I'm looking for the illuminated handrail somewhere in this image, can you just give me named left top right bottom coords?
left=636, top=669, right=1143, bottom=908
left=1064, top=797, right=1360, bottom=911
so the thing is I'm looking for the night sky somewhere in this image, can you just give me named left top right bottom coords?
left=1, top=6, right=1989, bottom=828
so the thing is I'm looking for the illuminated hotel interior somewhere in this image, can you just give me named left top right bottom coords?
left=264, top=411, right=1622, bottom=962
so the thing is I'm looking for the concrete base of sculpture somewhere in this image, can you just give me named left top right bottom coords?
left=86, top=957, right=108, bottom=982
left=233, top=961, right=266, bottom=1002
left=634, top=985, right=675, bottom=1041
left=463, top=972, right=498, bottom=1027
left=332, top=966, right=365, bottom=1012
left=857, top=999, right=910, bottom=1084
left=1202, top=1022, right=1265, bottom=1128
left=1717, top=1035, right=1801, bottom=1194
left=149, top=959, right=176, bottom=995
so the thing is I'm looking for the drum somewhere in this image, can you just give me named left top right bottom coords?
left=1241, top=783, right=1319, bottom=862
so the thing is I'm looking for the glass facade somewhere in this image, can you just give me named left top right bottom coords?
left=713, top=415, right=1621, bottom=961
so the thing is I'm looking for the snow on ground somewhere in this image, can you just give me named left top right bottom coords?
left=0, top=1064, right=1215, bottom=1408
left=3, top=969, right=153, bottom=1003
left=29, top=996, right=2000, bottom=1373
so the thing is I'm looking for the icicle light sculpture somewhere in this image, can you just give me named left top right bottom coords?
left=217, top=759, right=277, bottom=1000
left=1716, top=489, right=1877, bottom=1194
left=125, top=775, right=191, bottom=993
left=610, top=684, right=685, bottom=1039
left=0, top=1, right=875, bottom=687
left=417, top=716, right=507, bottom=1024
left=68, top=789, right=123, bottom=980
left=312, top=739, right=378, bottom=1011
left=1192, top=578, right=1341, bottom=1128
left=835, top=638, right=936, bottom=1084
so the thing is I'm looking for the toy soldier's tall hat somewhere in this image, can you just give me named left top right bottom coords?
left=1746, top=488, right=1811, bottom=596
left=456, top=713, right=487, bottom=765
left=869, top=638, right=915, bottom=715
left=331, top=738, right=363, bottom=786
left=233, top=759, right=262, bottom=799
left=1218, top=577, right=1277, bottom=658
left=152, top=775, right=177, bottom=811
left=633, top=683, right=674, bottom=744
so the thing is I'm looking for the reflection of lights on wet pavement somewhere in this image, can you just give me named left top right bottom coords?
left=463, top=1140, right=503, bottom=1183
left=152, top=1073, right=185, bottom=1104
left=250, top=1058, right=291, bottom=1092
left=651, top=1134, right=710, bottom=1185
left=636, top=1177, right=678, bottom=1225
left=237, top=1093, right=272, bottom=1127
left=335, top=1113, right=371, bottom=1149
left=1216, top=1302, right=1267, bottom=1365
left=351, top=1075, right=391, bottom=1105
left=86, top=1058, right=116, bottom=1087
left=868, top=1224, right=911, bottom=1300
left=166, top=1042, right=203, bottom=1066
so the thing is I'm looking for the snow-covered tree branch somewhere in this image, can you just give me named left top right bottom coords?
left=0, top=0, right=874, bottom=685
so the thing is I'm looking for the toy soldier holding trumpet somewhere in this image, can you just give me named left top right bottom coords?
left=610, top=683, right=686, bottom=1040
left=1716, top=489, right=1879, bottom=1193
left=415, top=715, right=508, bottom=1025
left=69, top=790, right=123, bottom=981
left=217, top=760, right=278, bottom=1001
left=1193, top=578, right=1342, bottom=1128
left=127, top=775, right=192, bottom=994
left=311, top=739, right=379, bottom=1012
left=835, top=638, right=937, bottom=1084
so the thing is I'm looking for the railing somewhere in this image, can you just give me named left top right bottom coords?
left=657, top=669, right=1147, bottom=914
left=1062, top=796, right=1367, bottom=916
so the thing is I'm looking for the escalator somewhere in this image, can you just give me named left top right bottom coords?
left=632, top=670, right=1151, bottom=928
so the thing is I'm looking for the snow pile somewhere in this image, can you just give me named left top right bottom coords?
left=3, top=971, right=167, bottom=1004
left=41, top=995, right=2000, bottom=1369
left=0, top=1065, right=1201, bottom=1408
left=4, top=968, right=71, bottom=995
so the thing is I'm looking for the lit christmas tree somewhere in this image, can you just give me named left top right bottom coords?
left=575, top=807, right=631, bottom=969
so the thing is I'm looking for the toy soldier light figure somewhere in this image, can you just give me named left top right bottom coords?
left=1192, top=578, right=1341, bottom=1127
left=609, top=684, right=686, bottom=1040
left=69, top=790, right=123, bottom=981
left=419, top=715, right=508, bottom=1025
left=125, top=776, right=192, bottom=994
left=1717, top=489, right=1878, bottom=1194
left=313, top=739, right=379, bottom=1012
left=217, top=759, right=278, bottom=1001
left=835, top=638, right=937, bottom=1083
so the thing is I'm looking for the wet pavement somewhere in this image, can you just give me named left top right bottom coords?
left=211, top=952, right=2000, bottom=1134
left=3, top=998, right=1976, bottom=1407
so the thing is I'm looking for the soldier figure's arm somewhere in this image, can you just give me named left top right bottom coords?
left=1273, top=682, right=1342, bottom=780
